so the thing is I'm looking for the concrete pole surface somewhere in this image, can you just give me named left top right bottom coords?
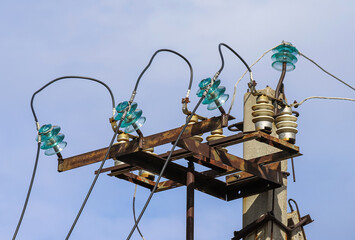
left=243, top=87, right=288, bottom=240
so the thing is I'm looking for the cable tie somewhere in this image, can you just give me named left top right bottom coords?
left=112, top=108, right=116, bottom=117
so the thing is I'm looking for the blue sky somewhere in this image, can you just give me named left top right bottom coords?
left=1, top=1, right=354, bottom=239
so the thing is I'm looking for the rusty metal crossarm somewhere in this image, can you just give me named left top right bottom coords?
left=207, top=131, right=256, bottom=148
left=59, top=116, right=229, bottom=172
left=248, top=151, right=302, bottom=166
left=226, top=178, right=280, bottom=201
left=111, top=172, right=156, bottom=190
left=256, top=131, right=299, bottom=153
left=116, top=151, right=227, bottom=200
left=226, top=162, right=281, bottom=184
left=110, top=171, right=183, bottom=193
left=95, top=163, right=139, bottom=175
left=177, top=138, right=283, bottom=185
left=207, top=131, right=299, bottom=154
left=156, top=180, right=183, bottom=192
left=185, top=155, right=236, bottom=173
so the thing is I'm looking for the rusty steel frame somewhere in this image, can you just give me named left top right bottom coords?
left=58, top=115, right=230, bottom=172
left=58, top=115, right=301, bottom=201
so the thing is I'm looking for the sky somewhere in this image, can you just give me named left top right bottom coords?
left=1, top=0, right=354, bottom=239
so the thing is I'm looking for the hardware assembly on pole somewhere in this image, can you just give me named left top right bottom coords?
left=59, top=113, right=301, bottom=201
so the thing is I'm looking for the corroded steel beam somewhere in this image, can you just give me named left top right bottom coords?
left=177, top=138, right=283, bottom=185
left=117, top=151, right=227, bottom=200
left=109, top=170, right=183, bottom=192
left=112, top=172, right=155, bottom=190
left=59, top=115, right=228, bottom=172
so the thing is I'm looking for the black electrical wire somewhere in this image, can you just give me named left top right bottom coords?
left=133, top=185, right=145, bottom=240
left=218, top=43, right=252, bottom=74
left=133, top=49, right=193, bottom=93
left=275, top=62, right=287, bottom=101
left=12, top=76, right=115, bottom=239
left=123, top=49, right=194, bottom=239
left=126, top=96, right=205, bottom=240
left=12, top=142, right=40, bottom=240
left=30, top=76, right=115, bottom=124
left=65, top=116, right=124, bottom=239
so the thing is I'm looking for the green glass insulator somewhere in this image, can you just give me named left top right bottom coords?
left=203, top=86, right=226, bottom=104
left=207, top=93, right=229, bottom=110
left=125, top=116, right=146, bottom=133
left=196, top=78, right=229, bottom=111
left=272, top=52, right=297, bottom=64
left=44, top=142, right=67, bottom=156
left=271, top=42, right=299, bottom=72
left=41, top=133, right=65, bottom=149
left=121, top=109, right=142, bottom=128
left=114, top=101, right=138, bottom=121
left=272, top=44, right=298, bottom=55
left=198, top=78, right=211, bottom=89
left=197, top=79, right=221, bottom=97
left=37, top=124, right=67, bottom=156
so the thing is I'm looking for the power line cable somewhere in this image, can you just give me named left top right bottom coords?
left=133, top=184, right=145, bottom=240
left=13, top=76, right=115, bottom=240
left=125, top=96, right=205, bottom=240
left=30, top=76, right=116, bottom=124
left=12, top=142, right=40, bottom=240
left=133, top=49, right=193, bottom=98
left=126, top=44, right=251, bottom=240
left=217, top=43, right=251, bottom=73
left=299, top=52, right=355, bottom=91
left=290, top=96, right=355, bottom=108
left=227, top=44, right=281, bottom=115
left=65, top=115, right=125, bottom=239
left=64, top=49, right=193, bottom=239
left=124, top=49, right=194, bottom=239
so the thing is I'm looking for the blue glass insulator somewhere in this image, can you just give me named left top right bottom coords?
left=202, top=86, right=226, bottom=104
left=121, top=109, right=142, bottom=127
left=207, top=93, right=229, bottom=110
left=114, top=101, right=138, bottom=121
left=37, top=124, right=67, bottom=156
left=44, top=142, right=67, bottom=156
left=272, top=44, right=298, bottom=55
left=115, top=101, right=146, bottom=132
left=125, top=116, right=146, bottom=133
left=271, top=42, right=298, bottom=72
left=197, top=79, right=221, bottom=97
left=196, top=78, right=229, bottom=111
left=198, top=77, right=211, bottom=88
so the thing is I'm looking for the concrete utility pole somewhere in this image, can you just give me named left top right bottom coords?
left=243, top=87, right=288, bottom=240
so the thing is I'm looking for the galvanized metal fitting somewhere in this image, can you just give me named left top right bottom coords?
left=252, top=95, right=274, bottom=133
left=275, top=106, right=298, bottom=143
